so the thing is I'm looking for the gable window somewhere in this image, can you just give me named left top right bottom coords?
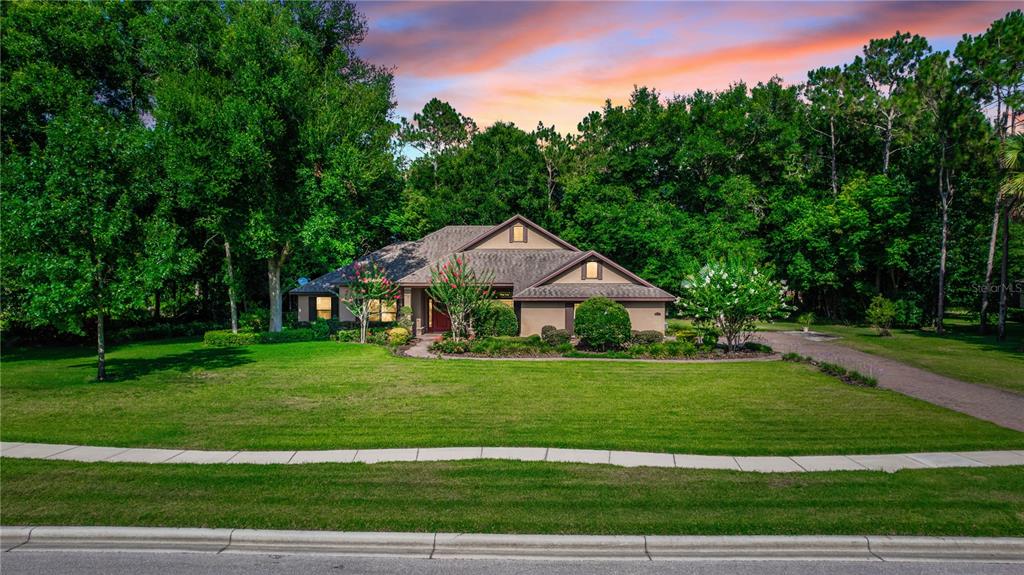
left=583, top=261, right=601, bottom=280
left=316, top=296, right=333, bottom=320
left=509, top=224, right=527, bottom=243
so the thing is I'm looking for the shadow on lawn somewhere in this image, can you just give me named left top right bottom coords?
left=69, top=346, right=254, bottom=382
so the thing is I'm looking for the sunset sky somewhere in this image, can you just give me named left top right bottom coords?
left=356, top=1, right=1018, bottom=132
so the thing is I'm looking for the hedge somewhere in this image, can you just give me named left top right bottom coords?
left=203, top=328, right=316, bottom=347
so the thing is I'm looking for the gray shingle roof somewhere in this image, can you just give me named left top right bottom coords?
left=515, top=283, right=676, bottom=301
left=291, top=220, right=676, bottom=302
left=397, top=249, right=583, bottom=293
left=291, top=225, right=491, bottom=294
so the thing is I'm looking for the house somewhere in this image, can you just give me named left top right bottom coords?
left=289, top=215, right=675, bottom=336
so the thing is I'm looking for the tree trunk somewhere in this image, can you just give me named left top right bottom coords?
left=96, top=310, right=107, bottom=381
left=268, top=258, right=283, bottom=333
left=980, top=196, right=1000, bottom=333
left=154, top=289, right=161, bottom=320
left=937, top=198, right=949, bottom=335
left=882, top=113, right=893, bottom=175
left=998, top=207, right=1010, bottom=341
left=225, top=241, right=239, bottom=334
left=936, top=150, right=950, bottom=335
left=829, top=116, right=838, bottom=195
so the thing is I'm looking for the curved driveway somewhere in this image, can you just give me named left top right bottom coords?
left=755, top=331, right=1024, bottom=432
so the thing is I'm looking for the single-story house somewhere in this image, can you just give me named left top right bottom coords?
left=289, top=215, right=675, bottom=336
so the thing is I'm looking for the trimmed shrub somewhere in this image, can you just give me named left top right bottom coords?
left=625, top=340, right=697, bottom=358
left=542, top=328, right=571, bottom=346
left=469, top=335, right=567, bottom=357
left=866, top=295, right=896, bottom=336
left=260, top=328, right=315, bottom=344
left=110, top=321, right=220, bottom=344
left=387, top=327, right=411, bottom=346
left=630, top=330, right=664, bottom=345
left=335, top=328, right=389, bottom=344
left=309, top=320, right=331, bottom=340
left=204, top=330, right=261, bottom=347
left=668, top=323, right=699, bottom=343
left=574, top=297, right=631, bottom=350
left=541, top=325, right=557, bottom=338
left=474, top=301, right=519, bottom=337
left=429, top=338, right=471, bottom=354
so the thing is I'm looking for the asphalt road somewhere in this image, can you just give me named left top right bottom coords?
left=3, top=551, right=1023, bottom=575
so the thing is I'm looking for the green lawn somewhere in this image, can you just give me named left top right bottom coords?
left=2, top=338, right=1022, bottom=455
left=2, top=458, right=1023, bottom=536
left=762, top=318, right=1024, bottom=394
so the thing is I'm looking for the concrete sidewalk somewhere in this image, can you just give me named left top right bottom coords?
left=3, top=441, right=1023, bottom=473
left=756, top=331, right=1024, bottom=432
left=2, top=526, right=1022, bottom=562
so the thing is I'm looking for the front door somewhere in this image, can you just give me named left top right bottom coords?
left=429, top=299, right=452, bottom=332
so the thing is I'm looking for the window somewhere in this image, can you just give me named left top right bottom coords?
left=368, top=299, right=397, bottom=322
left=584, top=261, right=600, bottom=280
left=315, top=297, right=333, bottom=320
left=510, top=224, right=526, bottom=243
left=492, top=289, right=514, bottom=308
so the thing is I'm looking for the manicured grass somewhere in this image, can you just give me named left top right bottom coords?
left=2, top=458, right=1023, bottom=536
left=763, top=318, right=1024, bottom=394
left=3, top=339, right=1023, bottom=455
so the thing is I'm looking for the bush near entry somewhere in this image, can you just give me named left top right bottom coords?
left=574, top=297, right=632, bottom=350
left=474, top=301, right=519, bottom=337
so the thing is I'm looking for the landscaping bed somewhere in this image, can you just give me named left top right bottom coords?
left=430, top=334, right=773, bottom=360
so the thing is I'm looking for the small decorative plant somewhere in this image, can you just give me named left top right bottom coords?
left=797, top=312, right=815, bottom=332
left=866, top=295, right=896, bottom=337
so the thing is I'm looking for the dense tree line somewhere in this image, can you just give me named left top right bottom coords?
left=1, top=2, right=1021, bottom=379
left=398, top=12, right=1023, bottom=335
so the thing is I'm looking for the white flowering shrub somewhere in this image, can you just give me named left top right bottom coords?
left=679, top=260, right=790, bottom=352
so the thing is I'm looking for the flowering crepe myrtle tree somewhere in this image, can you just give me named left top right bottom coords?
left=339, top=260, right=401, bottom=344
left=427, top=255, right=494, bottom=341
left=679, top=260, right=791, bottom=352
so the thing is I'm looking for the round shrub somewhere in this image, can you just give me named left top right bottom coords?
left=474, top=301, right=519, bottom=337
left=387, top=327, right=411, bottom=346
left=574, top=297, right=631, bottom=350
left=542, top=328, right=570, bottom=346
left=541, top=325, right=557, bottom=338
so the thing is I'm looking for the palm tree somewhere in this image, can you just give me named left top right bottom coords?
left=997, top=135, right=1023, bottom=341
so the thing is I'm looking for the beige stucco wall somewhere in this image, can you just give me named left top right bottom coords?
left=623, top=301, right=666, bottom=332
left=471, top=224, right=563, bottom=250
left=551, top=265, right=631, bottom=284
left=519, top=302, right=566, bottom=336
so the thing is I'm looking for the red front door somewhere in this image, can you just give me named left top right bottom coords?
left=430, top=300, right=452, bottom=332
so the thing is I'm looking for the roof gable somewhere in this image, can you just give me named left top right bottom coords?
left=453, top=215, right=579, bottom=252
left=526, top=251, right=658, bottom=289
